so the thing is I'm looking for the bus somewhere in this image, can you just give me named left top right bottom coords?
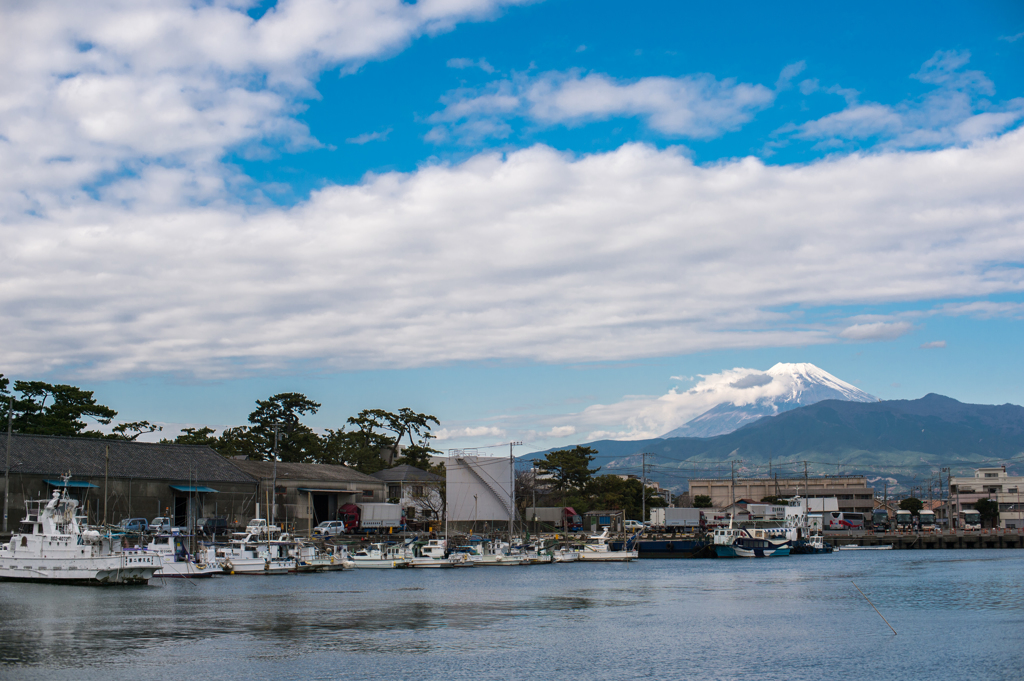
left=824, top=511, right=864, bottom=530
left=918, top=510, right=936, bottom=530
left=959, top=509, right=981, bottom=530
left=871, top=509, right=889, bottom=532
left=895, top=509, right=913, bottom=530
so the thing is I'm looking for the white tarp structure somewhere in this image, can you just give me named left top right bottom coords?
left=445, top=455, right=513, bottom=523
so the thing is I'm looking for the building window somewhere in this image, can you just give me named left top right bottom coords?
left=388, top=486, right=401, bottom=498
left=985, top=473, right=998, bottom=478
left=362, top=489, right=374, bottom=498
left=412, top=485, right=424, bottom=496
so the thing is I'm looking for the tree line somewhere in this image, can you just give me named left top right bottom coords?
left=523, top=445, right=668, bottom=521
left=0, top=375, right=441, bottom=475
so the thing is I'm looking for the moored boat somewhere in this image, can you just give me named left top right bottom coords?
left=0, top=487, right=162, bottom=584
left=143, top=535, right=221, bottom=578
left=712, top=528, right=791, bottom=557
left=577, top=529, right=637, bottom=562
left=348, top=542, right=413, bottom=568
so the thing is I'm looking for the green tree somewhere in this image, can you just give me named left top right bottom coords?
left=161, top=426, right=221, bottom=447
left=320, top=426, right=390, bottom=474
left=215, top=426, right=263, bottom=460
left=899, top=497, right=924, bottom=516
left=693, top=495, right=713, bottom=508
left=8, top=380, right=117, bottom=436
left=536, top=446, right=600, bottom=491
left=108, top=420, right=162, bottom=440
left=247, top=393, right=323, bottom=462
left=323, top=408, right=441, bottom=472
left=975, top=498, right=999, bottom=526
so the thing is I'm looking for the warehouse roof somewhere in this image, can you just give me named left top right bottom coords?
left=5, top=433, right=257, bottom=483
left=229, top=459, right=382, bottom=485
left=371, top=464, right=443, bottom=483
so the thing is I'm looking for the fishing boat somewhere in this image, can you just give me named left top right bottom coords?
left=142, top=535, right=221, bottom=578
left=450, top=541, right=529, bottom=566
left=215, top=536, right=294, bottom=574
left=552, top=545, right=580, bottom=563
left=405, top=539, right=466, bottom=568
left=0, top=486, right=162, bottom=584
left=712, top=528, right=791, bottom=557
left=290, top=541, right=349, bottom=572
left=348, top=542, right=413, bottom=568
left=577, top=529, right=638, bottom=562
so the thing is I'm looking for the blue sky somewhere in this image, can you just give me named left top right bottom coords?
left=1, top=0, right=1023, bottom=452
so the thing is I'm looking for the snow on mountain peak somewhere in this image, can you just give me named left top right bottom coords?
left=660, top=362, right=875, bottom=439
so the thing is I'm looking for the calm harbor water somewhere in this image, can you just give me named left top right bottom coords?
left=2, top=550, right=1023, bottom=680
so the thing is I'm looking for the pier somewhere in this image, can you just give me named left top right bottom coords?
left=826, top=528, right=1024, bottom=550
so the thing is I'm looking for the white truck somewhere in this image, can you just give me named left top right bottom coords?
left=150, top=516, right=186, bottom=534
left=355, top=503, right=403, bottom=531
left=245, top=518, right=282, bottom=538
left=649, top=507, right=702, bottom=530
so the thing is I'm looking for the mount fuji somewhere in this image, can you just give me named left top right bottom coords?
left=661, top=363, right=876, bottom=438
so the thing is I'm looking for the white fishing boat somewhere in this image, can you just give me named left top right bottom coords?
left=142, top=535, right=221, bottom=578
left=519, top=540, right=554, bottom=564
left=405, top=539, right=466, bottom=568
left=577, top=529, right=637, bottom=562
left=0, top=487, right=162, bottom=584
left=451, top=541, right=529, bottom=566
left=290, top=541, right=350, bottom=572
left=348, top=543, right=413, bottom=568
left=215, top=536, right=294, bottom=574
left=838, top=544, right=893, bottom=551
left=552, top=546, right=580, bottom=563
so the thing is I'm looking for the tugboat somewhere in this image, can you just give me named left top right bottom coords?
left=0, top=485, right=162, bottom=584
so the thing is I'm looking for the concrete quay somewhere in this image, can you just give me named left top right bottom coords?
left=827, top=529, right=1024, bottom=550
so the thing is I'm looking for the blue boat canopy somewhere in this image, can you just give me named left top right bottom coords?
left=169, top=485, right=219, bottom=493
left=44, top=479, right=98, bottom=488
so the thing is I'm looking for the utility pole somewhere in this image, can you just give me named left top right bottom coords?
left=271, top=422, right=283, bottom=526
left=942, top=468, right=950, bottom=533
left=641, top=453, right=647, bottom=529
left=103, top=444, right=109, bottom=526
left=4, top=396, right=11, bottom=533
left=509, top=442, right=521, bottom=542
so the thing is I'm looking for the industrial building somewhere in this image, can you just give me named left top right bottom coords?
left=687, top=475, right=875, bottom=513
left=1, top=433, right=257, bottom=532
left=445, top=453, right=513, bottom=533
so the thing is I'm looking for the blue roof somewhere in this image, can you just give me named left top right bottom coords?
left=44, top=479, right=98, bottom=488
left=169, top=485, right=219, bottom=493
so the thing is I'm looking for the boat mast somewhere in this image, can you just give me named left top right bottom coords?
left=3, top=395, right=11, bottom=533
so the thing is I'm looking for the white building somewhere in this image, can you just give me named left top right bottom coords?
left=445, top=454, right=513, bottom=531
left=950, top=466, right=1024, bottom=529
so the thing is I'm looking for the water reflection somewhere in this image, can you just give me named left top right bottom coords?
left=1, top=551, right=1023, bottom=679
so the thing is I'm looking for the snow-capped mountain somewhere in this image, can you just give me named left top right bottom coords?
left=660, top=363, right=876, bottom=438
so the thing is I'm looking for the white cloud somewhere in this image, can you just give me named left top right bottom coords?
left=920, top=340, right=946, bottom=349
left=792, top=51, right=1024, bottom=149
left=434, top=425, right=506, bottom=441
left=4, top=129, right=1024, bottom=378
left=347, top=129, right=392, bottom=145
left=447, top=57, right=496, bottom=73
left=545, top=425, right=577, bottom=438
left=839, top=321, right=915, bottom=342
left=0, top=0, right=527, bottom=214
left=427, top=69, right=775, bottom=142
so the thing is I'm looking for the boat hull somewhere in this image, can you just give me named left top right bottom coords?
left=715, top=545, right=791, bottom=558
left=0, top=556, right=161, bottom=584
left=577, top=551, right=637, bottom=562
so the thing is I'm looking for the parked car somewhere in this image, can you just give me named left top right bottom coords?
left=624, top=520, right=645, bottom=531
left=245, top=518, right=281, bottom=538
left=312, top=520, right=346, bottom=537
left=197, top=517, right=228, bottom=537
left=119, top=517, right=149, bottom=533
left=150, top=516, right=187, bottom=534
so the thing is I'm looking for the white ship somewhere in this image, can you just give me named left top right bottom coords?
left=0, top=487, right=162, bottom=584
left=576, top=529, right=637, bottom=562
left=142, top=535, right=222, bottom=578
